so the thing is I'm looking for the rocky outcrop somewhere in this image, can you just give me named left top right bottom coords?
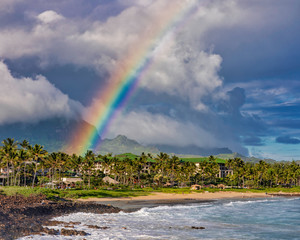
left=0, top=194, right=121, bottom=240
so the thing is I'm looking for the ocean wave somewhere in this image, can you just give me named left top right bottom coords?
left=19, top=198, right=300, bottom=240
left=223, top=198, right=276, bottom=207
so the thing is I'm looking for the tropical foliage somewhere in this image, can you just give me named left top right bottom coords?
left=0, top=138, right=299, bottom=189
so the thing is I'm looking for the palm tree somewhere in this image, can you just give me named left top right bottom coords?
left=135, top=152, right=148, bottom=185
left=83, top=150, right=95, bottom=188
left=69, top=153, right=83, bottom=176
left=255, top=160, right=269, bottom=187
left=46, top=152, right=60, bottom=187
left=100, top=154, right=112, bottom=176
left=166, top=156, right=180, bottom=185
left=154, top=152, right=169, bottom=186
left=1, top=138, right=18, bottom=186
left=29, top=144, right=47, bottom=188
left=18, top=140, right=31, bottom=186
left=181, top=161, right=196, bottom=186
left=14, top=149, right=28, bottom=186
left=226, top=157, right=245, bottom=187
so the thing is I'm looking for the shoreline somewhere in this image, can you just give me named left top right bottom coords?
left=77, top=191, right=300, bottom=210
left=1, top=191, right=299, bottom=239
left=0, top=194, right=121, bottom=240
left=76, top=191, right=272, bottom=210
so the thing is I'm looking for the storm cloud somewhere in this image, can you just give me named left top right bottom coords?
left=0, top=0, right=299, bottom=159
left=0, top=61, right=83, bottom=125
left=276, top=136, right=300, bottom=145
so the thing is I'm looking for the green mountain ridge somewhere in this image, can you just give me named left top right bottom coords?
left=98, top=135, right=159, bottom=155
left=1, top=118, right=297, bottom=163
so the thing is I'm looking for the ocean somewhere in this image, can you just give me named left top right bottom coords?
left=19, top=197, right=300, bottom=240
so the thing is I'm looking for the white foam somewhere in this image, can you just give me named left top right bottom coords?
left=18, top=198, right=300, bottom=240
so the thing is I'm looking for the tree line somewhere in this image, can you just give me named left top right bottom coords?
left=0, top=138, right=299, bottom=188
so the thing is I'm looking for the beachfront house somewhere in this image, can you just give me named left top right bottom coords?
left=103, top=176, right=119, bottom=185
left=193, top=161, right=233, bottom=178
left=216, top=162, right=233, bottom=178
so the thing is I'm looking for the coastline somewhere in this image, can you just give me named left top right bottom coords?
left=0, top=194, right=121, bottom=240
left=77, top=191, right=271, bottom=210
left=77, top=191, right=300, bottom=210
left=1, top=191, right=299, bottom=239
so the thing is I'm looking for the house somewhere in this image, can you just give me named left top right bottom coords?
left=61, top=177, right=83, bottom=184
left=190, top=184, right=202, bottom=190
left=103, top=176, right=119, bottom=185
left=217, top=163, right=233, bottom=178
left=194, top=161, right=233, bottom=178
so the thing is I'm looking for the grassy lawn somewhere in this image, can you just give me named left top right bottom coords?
left=0, top=186, right=151, bottom=199
left=180, top=157, right=226, bottom=164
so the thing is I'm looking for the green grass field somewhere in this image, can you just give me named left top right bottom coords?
left=180, top=157, right=226, bottom=164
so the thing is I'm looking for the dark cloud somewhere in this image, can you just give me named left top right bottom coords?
left=243, top=136, right=264, bottom=146
left=272, top=120, right=300, bottom=129
left=205, top=1, right=300, bottom=83
left=276, top=136, right=300, bottom=144
left=227, top=87, right=245, bottom=114
left=0, top=0, right=299, bottom=159
left=5, top=59, right=105, bottom=105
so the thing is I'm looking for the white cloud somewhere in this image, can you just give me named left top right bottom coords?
left=37, top=10, right=64, bottom=24
left=108, top=110, right=219, bottom=147
left=0, top=0, right=282, bottom=155
left=0, top=1, right=245, bottom=109
left=0, top=62, right=83, bottom=124
left=141, top=41, right=223, bottom=108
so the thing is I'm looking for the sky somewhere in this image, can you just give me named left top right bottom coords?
left=0, top=0, right=299, bottom=160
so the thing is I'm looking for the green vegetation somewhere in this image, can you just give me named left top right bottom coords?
left=0, top=138, right=299, bottom=196
left=0, top=186, right=150, bottom=199
left=216, top=152, right=277, bottom=164
left=181, top=157, right=226, bottom=164
left=1, top=185, right=299, bottom=200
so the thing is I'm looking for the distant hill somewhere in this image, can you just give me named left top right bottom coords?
left=216, top=152, right=278, bottom=164
left=155, top=144, right=232, bottom=156
left=97, top=136, right=233, bottom=156
left=98, top=135, right=159, bottom=155
left=0, top=118, right=99, bottom=152
left=2, top=119, right=294, bottom=164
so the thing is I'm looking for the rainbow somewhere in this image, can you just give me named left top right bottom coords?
left=66, top=1, right=199, bottom=155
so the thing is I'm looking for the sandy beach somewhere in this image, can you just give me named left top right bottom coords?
left=77, top=191, right=274, bottom=210
left=79, top=191, right=270, bottom=202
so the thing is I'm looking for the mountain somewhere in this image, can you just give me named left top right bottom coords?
left=155, top=144, right=232, bottom=156
left=98, top=135, right=159, bottom=155
left=216, top=152, right=278, bottom=164
left=1, top=120, right=295, bottom=163
left=0, top=118, right=99, bottom=152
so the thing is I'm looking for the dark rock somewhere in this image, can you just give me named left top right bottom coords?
left=44, top=220, right=66, bottom=226
left=191, top=226, right=205, bottom=229
left=68, top=221, right=81, bottom=225
left=60, top=228, right=87, bottom=236
left=86, top=225, right=101, bottom=229
left=99, top=226, right=110, bottom=229
left=42, top=227, right=59, bottom=235
left=63, top=225, right=75, bottom=228
left=0, top=194, right=121, bottom=240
